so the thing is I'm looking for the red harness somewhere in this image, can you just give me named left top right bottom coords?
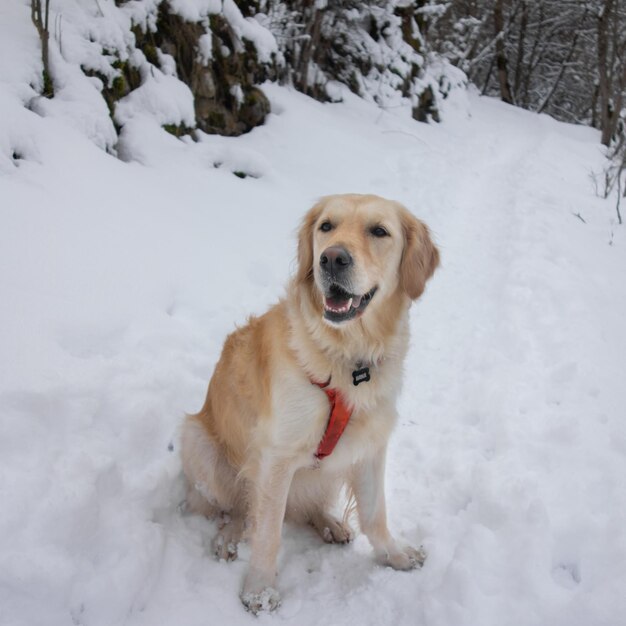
left=311, top=379, right=353, bottom=459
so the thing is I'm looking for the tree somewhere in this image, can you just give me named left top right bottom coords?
left=31, top=0, right=53, bottom=97
left=596, top=0, right=626, bottom=147
left=493, top=0, right=514, bottom=104
left=425, top=0, right=625, bottom=139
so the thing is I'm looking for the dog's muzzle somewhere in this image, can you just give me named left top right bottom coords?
left=318, top=246, right=377, bottom=323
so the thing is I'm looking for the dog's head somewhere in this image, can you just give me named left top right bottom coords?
left=296, top=194, right=439, bottom=325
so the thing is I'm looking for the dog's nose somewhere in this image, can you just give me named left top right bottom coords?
left=320, top=246, right=353, bottom=274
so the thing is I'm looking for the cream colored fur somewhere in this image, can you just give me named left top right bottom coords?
left=180, top=193, right=439, bottom=613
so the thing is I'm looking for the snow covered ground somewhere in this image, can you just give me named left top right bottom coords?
left=2, top=8, right=626, bottom=626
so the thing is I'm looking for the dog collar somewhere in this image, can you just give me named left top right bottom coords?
left=311, top=378, right=353, bottom=459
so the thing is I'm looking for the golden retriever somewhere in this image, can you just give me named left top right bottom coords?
left=181, top=193, right=439, bottom=613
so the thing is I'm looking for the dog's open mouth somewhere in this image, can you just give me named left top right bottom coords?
left=323, top=285, right=378, bottom=323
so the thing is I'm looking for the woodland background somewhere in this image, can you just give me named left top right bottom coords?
left=29, top=0, right=626, bottom=194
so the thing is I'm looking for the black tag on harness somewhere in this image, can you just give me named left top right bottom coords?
left=352, top=367, right=371, bottom=386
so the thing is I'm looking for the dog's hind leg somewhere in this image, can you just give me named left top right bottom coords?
left=181, top=414, right=246, bottom=559
left=184, top=481, right=220, bottom=518
left=288, top=469, right=354, bottom=544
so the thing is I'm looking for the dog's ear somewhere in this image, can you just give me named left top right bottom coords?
left=295, top=201, right=324, bottom=285
left=400, top=210, right=440, bottom=300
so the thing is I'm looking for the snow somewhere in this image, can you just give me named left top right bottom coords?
left=114, top=67, right=196, bottom=129
left=32, top=44, right=118, bottom=151
left=197, top=32, right=213, bottom=64
left=2, top=6, right=626, bottom=626
left=221, top=0, right=278, bottom=63
left=168, top=0, right=222, bottom=22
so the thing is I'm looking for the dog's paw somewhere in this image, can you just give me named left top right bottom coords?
left=240, top=587, right=281, bottom=614
left=311, top=513, right=354, bottom=544
left=321, top=519, right=354, bottom=544
left=379, top=544, right=427, bottom=571
left=212, top=533, right=238, bottom=561
left=212, top=514, right=243, bottom=561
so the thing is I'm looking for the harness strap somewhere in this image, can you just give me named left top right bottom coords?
left=311, top=378, right=353, bottom=459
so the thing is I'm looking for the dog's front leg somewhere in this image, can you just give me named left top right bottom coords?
left=352, top=445, right=426, bottom=570
left=241, top=456, right=296, bottom=614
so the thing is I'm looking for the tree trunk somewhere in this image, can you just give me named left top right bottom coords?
left=295, top=1, right=323, bottom=96
left=31, top=0, right=53, bottom=97
left=598, top=0, right=615, bottom=146
left=513, top=0, right=528, bottom=102
left=494, top=0, right=514, bottom=104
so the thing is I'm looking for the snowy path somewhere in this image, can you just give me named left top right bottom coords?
left=2, top=84, right=626, bottom=626
left=389, top=98, right=626, bottom=625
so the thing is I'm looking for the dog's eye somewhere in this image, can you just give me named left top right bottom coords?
left=319, top=221, right=333, bottom=232
left=371, top=226, right=389, bottom=238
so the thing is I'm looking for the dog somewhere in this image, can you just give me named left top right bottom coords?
left=180, top=193, right=439, bottom=613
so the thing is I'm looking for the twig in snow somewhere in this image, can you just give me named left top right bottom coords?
left=380, top=130, right=431, bottom=147
left=572, top=211, right=587, bottom=223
